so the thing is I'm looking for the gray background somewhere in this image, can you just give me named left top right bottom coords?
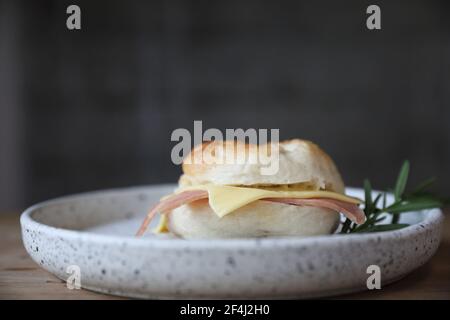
left=0, top=0, right=449, bottom=212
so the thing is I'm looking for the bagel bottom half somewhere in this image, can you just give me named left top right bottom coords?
left=167, top=199, right=341, bottom=239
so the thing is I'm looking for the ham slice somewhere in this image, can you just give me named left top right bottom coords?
left=135, top=190, right=208, bottom=236
left=135, top=190, right=365, bottom=236
left=263, top=198, right=366, bottom=224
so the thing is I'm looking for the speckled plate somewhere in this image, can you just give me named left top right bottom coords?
left=20, top=185, right=443, bottom=299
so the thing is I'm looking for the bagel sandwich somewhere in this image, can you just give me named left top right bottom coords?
left=136, top=139, right=365, bottom=239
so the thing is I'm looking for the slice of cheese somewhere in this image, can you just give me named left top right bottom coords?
left=176, top=185, right=361, bottom=218
left=153, top=213, right=169, bottom=233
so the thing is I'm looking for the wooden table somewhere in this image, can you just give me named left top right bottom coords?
left=1, top=211, right=449, bottom=300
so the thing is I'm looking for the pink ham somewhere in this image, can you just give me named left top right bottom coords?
left=135, top=191, right=365, bottom=236
left=262, top=198, right=366, bottom=224
left=135, top=190, right=208, bottom=236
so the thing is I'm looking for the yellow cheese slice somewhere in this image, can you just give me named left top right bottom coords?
left=154, top=185, right=361, bottom=233
left=153, top=214, right=169, bottom=233
left=176, top=185, right=362, bottom=218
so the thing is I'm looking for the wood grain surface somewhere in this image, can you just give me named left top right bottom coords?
left=0, top=211, right=449, bottom=300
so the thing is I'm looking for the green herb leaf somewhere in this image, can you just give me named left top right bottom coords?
left=342, top=160, right=443, bottom=234
left=340, top=218, right=352, bottom=234
left=373, top=193, right=382, bottom=208
left=387, top=197, right=443, bottom=214
left=394, top=160, right=409, bottom=201
left=374, top=216, right=386, bottom=223
left=364, top=179, right=373, bottom=216
left=410, top=177, right=436, bottom=195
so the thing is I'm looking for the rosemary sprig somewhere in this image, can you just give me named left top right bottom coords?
left=340, top=160, right=446, bottom=234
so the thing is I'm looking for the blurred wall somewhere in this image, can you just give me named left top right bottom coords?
left=0, top=1, right=24, bottom=211
left=0, top=0, right=449, bottom=211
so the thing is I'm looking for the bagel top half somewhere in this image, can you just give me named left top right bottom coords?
left=179, top=139, right=345, bottom=193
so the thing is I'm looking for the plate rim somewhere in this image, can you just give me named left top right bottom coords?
left=20, top=184, right=444, bottom=249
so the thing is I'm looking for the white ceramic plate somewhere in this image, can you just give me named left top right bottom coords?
left=20, top=185, right=443, bottom=299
